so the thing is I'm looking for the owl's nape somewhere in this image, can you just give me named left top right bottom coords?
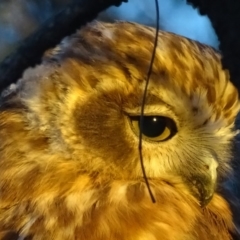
left=0, top=21, right=239, bottom=240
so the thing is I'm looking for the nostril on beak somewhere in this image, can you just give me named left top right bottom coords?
left=203, top=159, right=218, bottom=172
left=203, top=165, right=210, bottom=170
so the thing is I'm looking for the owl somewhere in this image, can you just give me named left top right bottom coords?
left=0, top=21, right=239, bottom=240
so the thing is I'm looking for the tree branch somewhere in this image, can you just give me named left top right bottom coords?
left=0, top=0, right=127, bottom=92
left=187, top=0, right=240, bottom=92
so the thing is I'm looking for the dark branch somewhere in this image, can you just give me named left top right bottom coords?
left=187, top=0, right=240, bottom=92
left=0, top=0, right=127, bottom=92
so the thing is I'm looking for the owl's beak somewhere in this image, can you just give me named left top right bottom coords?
left=186, top=160, right=218, bottom=207
left=189, top=175, right=216, bottom=207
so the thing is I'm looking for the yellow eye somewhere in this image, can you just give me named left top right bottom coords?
left=130, top=116, right=177, bottom=142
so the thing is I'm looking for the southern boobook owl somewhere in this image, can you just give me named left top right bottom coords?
left=0, top=21, right=239, bottom=240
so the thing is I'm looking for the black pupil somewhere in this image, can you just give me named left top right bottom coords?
left=139, top=116, right=166, bottom=138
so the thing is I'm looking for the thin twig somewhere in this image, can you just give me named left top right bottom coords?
left=138, top=0, right=160, bottom=203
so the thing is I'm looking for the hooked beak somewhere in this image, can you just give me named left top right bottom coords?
left=185, top=159, right=218, bottom=207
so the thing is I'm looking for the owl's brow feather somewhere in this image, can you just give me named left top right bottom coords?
left=138, top=0, right=160, bottom=204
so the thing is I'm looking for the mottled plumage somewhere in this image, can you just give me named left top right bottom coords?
left=0, top=21, right=239, bottom=239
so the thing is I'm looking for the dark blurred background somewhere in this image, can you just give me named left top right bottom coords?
left=0, top=0, right=219, bottom=62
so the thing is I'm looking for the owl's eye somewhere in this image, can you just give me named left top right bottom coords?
left=130, top=116, right=177, bottom=142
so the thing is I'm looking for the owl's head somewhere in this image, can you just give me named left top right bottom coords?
left=0, top=21, right=239, bottom=238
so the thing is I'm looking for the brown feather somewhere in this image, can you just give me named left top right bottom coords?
left=0, top=21, right=239, bottom=239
